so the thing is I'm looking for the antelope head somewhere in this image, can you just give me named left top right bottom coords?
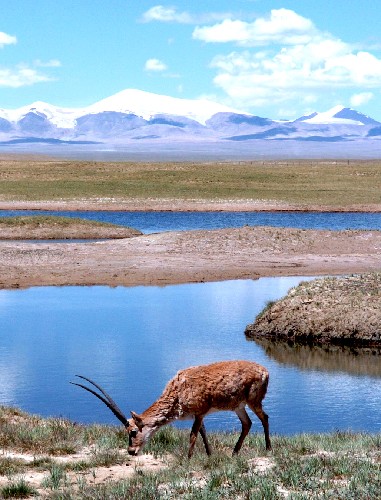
left=71, top=375, right=148, bottom=456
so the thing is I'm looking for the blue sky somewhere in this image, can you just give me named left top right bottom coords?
left=1, top=0, right=381, bottom=120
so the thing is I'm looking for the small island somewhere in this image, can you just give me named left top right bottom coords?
left=245, top=273, right=381, bottom=347
left=0, top=215, right=142, bottom=240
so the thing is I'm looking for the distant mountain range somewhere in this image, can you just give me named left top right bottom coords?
left=0, top=88, right=380, bottom=146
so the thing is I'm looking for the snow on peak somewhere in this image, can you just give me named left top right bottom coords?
left=87, top=89, right=242, bottom=125
left=0, top=90, right=378, bottom=131
left=0, top=101, right=85, bottom=128
left=302, top=105, right=365, bottom=125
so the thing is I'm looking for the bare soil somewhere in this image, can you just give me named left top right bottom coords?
left=1, top=224, right=381, bottom=289
left=0, top=449, right=167, bottom=494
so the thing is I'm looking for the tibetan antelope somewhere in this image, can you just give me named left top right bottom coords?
left=71, top=360, right=271, bottom=458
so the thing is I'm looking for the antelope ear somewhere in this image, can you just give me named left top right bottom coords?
left=131, top=411, right=144, bottom=430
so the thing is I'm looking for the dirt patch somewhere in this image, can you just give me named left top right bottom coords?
left=0, top=450, right=166, bottom=494
left=1, top=226, right=381, bottom=289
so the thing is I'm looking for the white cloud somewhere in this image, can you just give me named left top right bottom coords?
left=0, top=31, right=17, bottom=48
left=141, top=5, right=235, bottom=24
left=144, top=58, right=168, bottom=72
left=0, top=65, right=55, bottom=88
left=142, top=5, right=192, bottom=23
left=193, top=9, right=317, bottom=46
left=210, top=43, right=381, bottom=111
left=191, top=8, right=381, bottom=113
left=350, top=92, right=374, bottom=107
left=0, top=30, right=59, bottom=87
left=211, top=42, right=381, bottom=97
left=34, top=59, right=62, bottom=68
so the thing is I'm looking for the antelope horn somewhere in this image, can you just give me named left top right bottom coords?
left=71, top=375, right=129, bottom=427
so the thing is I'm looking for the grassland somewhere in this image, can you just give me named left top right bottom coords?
left=0, top=157, right=381, bottom=208
left=0, top=406, right=380, bottom=499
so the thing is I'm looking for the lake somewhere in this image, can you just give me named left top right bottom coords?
left=1, top=278, right=380, bottom=435
left=1, top=210, right=381, bottom=234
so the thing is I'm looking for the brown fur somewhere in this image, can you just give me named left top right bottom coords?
left=128, top=360, right=271, bottom=457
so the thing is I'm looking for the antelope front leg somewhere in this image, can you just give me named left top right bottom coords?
left=188, top=415, right=204, bottom=458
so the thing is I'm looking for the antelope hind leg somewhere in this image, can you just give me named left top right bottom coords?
left=233, top=406, right=252, bottom=456
left=188, top=415, right=204, bottom=458
left=199, top=422, right=212, bottom=456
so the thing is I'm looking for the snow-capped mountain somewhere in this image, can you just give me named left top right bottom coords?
left=0, top=89, right=380, bottom=145
left=0, top=101, right=83, bottom=129
left=0, top=89, right=242, bottom=130
left=296, top=105, right=380, bottom=126
left=85, top=89, right=243, bottom=125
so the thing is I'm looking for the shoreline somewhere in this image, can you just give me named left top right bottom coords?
left=1, top=199, right=381, bottom=212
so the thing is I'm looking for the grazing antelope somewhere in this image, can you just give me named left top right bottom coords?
left=71, top=360, right=271, bottom=458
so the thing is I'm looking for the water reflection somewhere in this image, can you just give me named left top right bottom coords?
left=252, top=338, right=381, bottom=378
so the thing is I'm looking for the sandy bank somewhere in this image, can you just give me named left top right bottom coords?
left=1, top=226, right=381, bottom=289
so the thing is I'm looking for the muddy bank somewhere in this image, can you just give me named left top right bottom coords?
left=1, top=226, right=381, bottom=289
left=245, top=273, right=381, bottom=346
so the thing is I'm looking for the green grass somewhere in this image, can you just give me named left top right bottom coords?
left=0, top=407, right=380, bottom=498
left=0, top=406, right=127, bottom=457
left=1, top=158, right=381, bottom=207
left=1, top=478, right=37, bottom=498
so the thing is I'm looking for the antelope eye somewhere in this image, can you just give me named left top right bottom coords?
left=130, top=429, right=138, bottom=438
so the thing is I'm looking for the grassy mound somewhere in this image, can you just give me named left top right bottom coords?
left=246, top=273, right=381, bottom=346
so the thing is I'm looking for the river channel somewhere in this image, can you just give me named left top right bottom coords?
left=1, top=210, right=381, bottom=233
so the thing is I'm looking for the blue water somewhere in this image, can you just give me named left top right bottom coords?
left=1, top=278, right=380, bottom=435
left=1, top=210, right=381, bottom=233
